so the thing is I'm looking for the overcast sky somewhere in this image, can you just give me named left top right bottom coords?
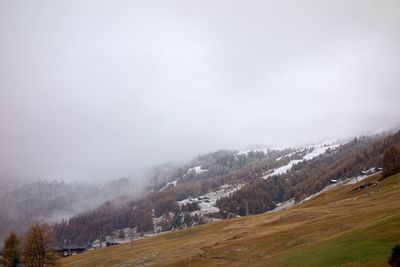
left=1, top=0, right=400, bottom=183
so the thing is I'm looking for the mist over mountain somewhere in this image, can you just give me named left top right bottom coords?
left=1, top=1, right=400, bottom=266
left=1, top=1, right=400, bottom=186
left=0, top=177, right=146, bottom=243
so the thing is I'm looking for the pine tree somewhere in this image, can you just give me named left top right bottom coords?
left=22, top=224, right=60, bottom=267
left=1, top=231, right=21, bottom=267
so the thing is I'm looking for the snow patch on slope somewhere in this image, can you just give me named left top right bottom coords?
left=236, top=145, right=273, bottom=155
left=345, top=168, right=381, bottom=185
left=188, top=165, right=208, bottom=174
left=263, top=143, right=340, bottom=179
left=159, top=180, right=178, bottom=191
left=276, top=150, right=302, bottom=161
left=178, top=184, right=244, bottom=215
left=272, top=199, right=296, bottom=212
left=266, top=160, right=303, bottom=178
left=303, top=144, right=340, bottom=160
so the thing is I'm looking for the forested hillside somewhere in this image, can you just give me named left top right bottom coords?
left=0, top=178, right=137, bottom=243
left=52, top=130, right=400, bottom=247
left=217, top=131, right=400, bottom=215
left=52, top=148, right=299, bottom=245
left=61, top=172, right=400, bottom=267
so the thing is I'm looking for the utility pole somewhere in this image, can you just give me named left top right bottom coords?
left=355, top=176, right=361, bottom=192
left=129, top=207, right=137, bottom=266
left=130, top=223, right=136, bottom=251
left=366, top=182, right=371, bottom=199
left=100, top=229, right=103, bottom=249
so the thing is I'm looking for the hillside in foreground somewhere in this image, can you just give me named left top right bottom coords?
left=62, top=172, right=400, bottom=267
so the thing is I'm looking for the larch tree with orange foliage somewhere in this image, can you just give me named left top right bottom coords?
left=21, top=224, right=60, bottom=267
left=1, top=231, right=21, bottom=267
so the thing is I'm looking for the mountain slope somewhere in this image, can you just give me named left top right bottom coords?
left=53, top=131, right=400, bottom=246
left=0, top=178, right=137, bottom=243
left=61, top=172, right=400, bottom=267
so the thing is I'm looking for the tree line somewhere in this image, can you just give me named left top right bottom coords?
left=52, top=149, right=292, bottom=245
left=0, top=224, right=60, bottom=267
left=50, top=131, right=400, bottom=246
left=217, top=130, right=400, bottom=216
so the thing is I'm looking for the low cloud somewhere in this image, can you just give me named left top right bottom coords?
left=0, top=0, right=399, bottom=184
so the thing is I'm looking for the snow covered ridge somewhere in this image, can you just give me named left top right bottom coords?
left=236, top=145, right=274, bottom=155
left=263, top=142, right=341, bottom=179
left=159, top=165, right=208, bottom=192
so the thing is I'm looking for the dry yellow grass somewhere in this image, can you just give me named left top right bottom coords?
left=62, top=173, right=400, bottom=267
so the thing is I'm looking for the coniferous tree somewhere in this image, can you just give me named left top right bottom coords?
left=1, top=231, right=21, bottom=267
left=22, top=224, right=59, bottom=267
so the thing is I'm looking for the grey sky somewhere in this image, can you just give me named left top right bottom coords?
left=1, top=0, right=400, bottom=182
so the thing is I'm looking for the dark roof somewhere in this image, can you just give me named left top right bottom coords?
left=55, top=245, right=87, bottom=251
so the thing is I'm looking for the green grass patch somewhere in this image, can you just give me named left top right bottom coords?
left=268, top=215, right=400, bottom=267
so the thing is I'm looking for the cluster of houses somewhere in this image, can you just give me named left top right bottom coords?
left=55, top=240, right=122, bottom=257
left=55, top=245, right=89, bottom=257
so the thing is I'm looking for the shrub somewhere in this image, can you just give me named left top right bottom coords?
left=388, top=243, right=400, bottom=267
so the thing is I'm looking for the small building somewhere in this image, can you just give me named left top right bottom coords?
left=106, top=241, right=120, bottom=247
left=55, top=245, right=87, bottom=257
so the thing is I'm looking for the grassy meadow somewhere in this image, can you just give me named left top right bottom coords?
left=62, top=173, right=400, bottom=267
